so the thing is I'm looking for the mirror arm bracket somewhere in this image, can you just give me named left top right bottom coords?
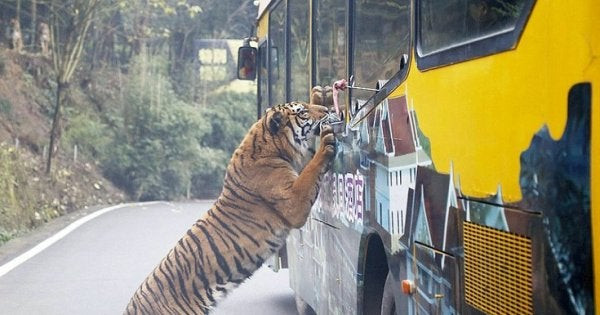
left=243, top=37, right=259, bottom=46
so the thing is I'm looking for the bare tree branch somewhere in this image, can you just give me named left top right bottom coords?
left=46, top=0, right=120, bottom=173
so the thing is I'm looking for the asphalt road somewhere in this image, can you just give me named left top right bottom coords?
left=0, top=201, right=297, bottom=314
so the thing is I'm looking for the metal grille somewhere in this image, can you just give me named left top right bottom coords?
left=463, top=221, right=533, bottom=315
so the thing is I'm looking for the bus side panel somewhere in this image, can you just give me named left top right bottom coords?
left=593, top=57, right=600, bottom=315
left=281, top=1, right=598, bottom=314
left=398, top=1, right=597, bottom=313
left=308, top=136, right=375, bottom=314
left=349, top=81, right=593, bottom=314
left=287, top=213, right=364, bottom=314
left=515, top=83, right=593, bottom=314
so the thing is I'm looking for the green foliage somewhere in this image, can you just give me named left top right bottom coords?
left=190, top=147, right=229, bottom=198
left=91, top=56, right=257, bottom=200
left=0, top=144, right=36, bottom=245
left=0, top=145, right=23, bottom=233
left=0, top=140, right=127, bottom=245
left=99, top=57, right=210, bottom=200
left=200, top=92, right=256, bottom=153
left=0, top=98, right=12, bottom=117
left=0, top=57, right=5, bottom=76
left=0, top=0, right=259, bottom=204
left=0, top=232, right=14, bottom=246
left=63, top=113, right=110, bottom=159
left=191, top=91, right=256, bottom=197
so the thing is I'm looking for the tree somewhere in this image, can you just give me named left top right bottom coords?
left=45, top=0, right=119, bottom=173
left=99, top=56, right=212, bottom=200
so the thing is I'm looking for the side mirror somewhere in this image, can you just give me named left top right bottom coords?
left=237, top=45, right=257, bottom=80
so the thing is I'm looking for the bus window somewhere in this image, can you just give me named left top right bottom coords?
left=269, top=0, right=286, bottom=105
left=417, top=0, right=533, bottom=67
left=314, top=0, right=347, bottom=87
left=352, top=0, right=410, bottom=101
left=289, top=0, right=310, bottom=102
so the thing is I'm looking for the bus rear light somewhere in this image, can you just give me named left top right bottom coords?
left=401, top=280, right=415, bottom=295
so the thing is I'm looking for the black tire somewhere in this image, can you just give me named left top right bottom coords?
left=380, top=272, right=396, bottom=315
left=295, top=295, right=317, bottom=315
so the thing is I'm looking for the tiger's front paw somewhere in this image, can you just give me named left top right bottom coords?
left=319, top=124, right=336, bottom=158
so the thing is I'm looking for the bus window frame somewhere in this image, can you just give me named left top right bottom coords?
left=349, top=63, right=411, bottom=127
left=415, top=0, right=536, bottom=70
left=257, top=39, right=269, bottom=118
left=347, top=0, right=412, bottom=124
left=310, top=0, right=317, bottom=89
left=268, top=0, right=288, bottom=105
left=262, top=0, right=311, bottom=109
left=310, top=0, right=412, bottom=113
left=288, top=0, right=311, bottom=102
left=311, top=0, right=350, bottom=92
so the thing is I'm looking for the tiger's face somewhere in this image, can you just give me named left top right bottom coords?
left=266, top=102, right=333, bottom=146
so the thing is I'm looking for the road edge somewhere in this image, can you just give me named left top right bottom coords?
left=0, top=201, right=163, bottom=278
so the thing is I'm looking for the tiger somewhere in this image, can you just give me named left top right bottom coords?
left=125, top=102, right=336, bottom=314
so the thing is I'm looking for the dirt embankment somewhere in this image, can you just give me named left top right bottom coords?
left=0, top=50, right=127, bottom=245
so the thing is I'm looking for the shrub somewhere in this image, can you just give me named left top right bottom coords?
left=200, top=91, right=256, bottom=153
left=63, top=113, right=110, bottom=159
left=0, top=57, right=5, bottom=76
left=0, top=144, right=36, bottom=244
left=100, top=57, right=211, bottom=201
left=93, top=56, right=257, bottom=201
left=190, top=147, right=229, bottom=198
left=0, top=98, right=12, bottom=117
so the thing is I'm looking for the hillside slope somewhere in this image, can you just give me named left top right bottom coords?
left=0, top=50, right=126, bottom=245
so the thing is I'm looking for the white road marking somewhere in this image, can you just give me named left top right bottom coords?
left=0, top=201, right=163, bottom=278
left=165, top=202, right=182, bottom=213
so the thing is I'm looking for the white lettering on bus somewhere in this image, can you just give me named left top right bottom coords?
left=320, top=171, right=364, bottom=226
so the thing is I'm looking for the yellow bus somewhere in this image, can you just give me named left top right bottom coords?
left=239, top=0, right=599, bottom=314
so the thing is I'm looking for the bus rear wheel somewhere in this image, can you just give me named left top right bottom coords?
left=380, top=272, right=396, bottom=315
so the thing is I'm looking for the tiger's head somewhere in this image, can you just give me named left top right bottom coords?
left=264, top=102, right=334, bottom=164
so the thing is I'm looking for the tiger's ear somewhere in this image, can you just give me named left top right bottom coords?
left=268, top=111, right=284, bottom=134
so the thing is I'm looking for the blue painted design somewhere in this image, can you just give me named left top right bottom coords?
left=519, top=83, right=592, bottom=314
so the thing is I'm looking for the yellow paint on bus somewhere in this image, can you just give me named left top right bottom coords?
left=257, top=13, right=269, bottom=39
left=388, top=1, right=599, bottom=308
left=389, top=1, right=598, bottom=202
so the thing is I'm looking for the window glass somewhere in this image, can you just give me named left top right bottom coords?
left=269, top=1, right=286, bottom=105
left=418, top=0, right=528, bottom=56
left=314, top=0, right=347, bottom=87
left=289, top=0, right=310, bottom=102
left=353, top=0, right=410, bottom=101
left=258, top=42, right=269, bottom=115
